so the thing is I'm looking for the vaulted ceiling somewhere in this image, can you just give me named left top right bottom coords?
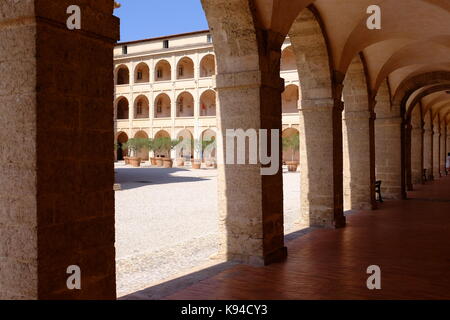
left=250, top=0, right=450, bottom=121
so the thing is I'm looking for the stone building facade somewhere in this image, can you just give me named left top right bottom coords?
left=113, top=30, right=301, bottom=162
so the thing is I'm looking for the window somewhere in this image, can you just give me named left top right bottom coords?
left=137, top=71, right=143, bottom=80
left=137, top=101, right=143, bottom=115
left=163, top=40, right=169, bottom=48
left=207, top=34, right=212, bottom=43
left=157, top=68, right=163, bottom=78
left=178, top=66, right=184, bottom=77
left=122, top=45, right=128, bottom=54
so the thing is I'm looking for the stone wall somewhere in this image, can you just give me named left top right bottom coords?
left=0, top=0, right=119, bottom=299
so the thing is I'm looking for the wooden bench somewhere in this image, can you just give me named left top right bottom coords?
left=375, top=180, right=383, bottom=203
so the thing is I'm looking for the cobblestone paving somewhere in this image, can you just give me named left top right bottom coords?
left=115, top=163, right=300, bottom=297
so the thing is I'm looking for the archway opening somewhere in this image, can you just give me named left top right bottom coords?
left=177, top=57, right=194, bottom=80
left=154, top=93, right=171, bottom=118
left=135, top=62, right=150, bottom=83
left=282, top=85, right=300, bottom=114
left=154, top=60, right=172, bottom=81
left=116, top=65, right=130, bottom=85
left=200, top=54, right=215, bottom=77
left=176, top=92, right=194, bottom=117
left=116, top=132, right=129, bottom=161
left=200, top=90, right=216, bottom=116
left=281, top=46, right=296, bottom=71
left=116, top=97, right=129, bottom=120
left=134, top=95, right=150, bottom=119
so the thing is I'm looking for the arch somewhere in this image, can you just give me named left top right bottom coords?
left=134, top=130, right=149, bottom=160
left=342, top=54, right=375, bottom=211
left=282, top=128, right=299, bottom=163
left=201, top=129, right=217, bottom=161
left=134, top=95, right=149, bottom=119
left=288, top=7, right=345, bottom=228
left=116, top=65, right=129, bottom=85
left=154, top=130, right=171, bottom=157
left=154, top=93, right=171, bottom=118
left=116, top=131, right=129, bottom=161
left=200, top=89, right=217, bottom=116
left=281, top=46, right=296, bottom=71
left=134, top=62, right=150, bottom=83
left=288, top=8, right=334, bottom=101
left=282, top=84, right=299, bottom=114
left=176, top=129, right=194, bottom=159
left=154, top=59, right=172, bottom=81
left=176, top=91, right=194, bottom=117
left=116, top=97, right=129, bottom=120
left=176, top=57, right=194, bottom=80
left=200, top=54, right=216, bottom=77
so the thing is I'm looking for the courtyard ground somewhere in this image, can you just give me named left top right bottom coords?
left=115, top=162, right=300, bottom=297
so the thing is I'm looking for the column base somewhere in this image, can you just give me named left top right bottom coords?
left=217, top=246, right=288, bottom=267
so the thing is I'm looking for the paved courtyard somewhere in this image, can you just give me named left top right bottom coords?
left=115, top=162, right=300, bottom=297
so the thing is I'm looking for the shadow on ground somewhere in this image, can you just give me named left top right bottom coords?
left=119, top=226, right=316, bottom=300
left=115, top=167, right=213, bottom=190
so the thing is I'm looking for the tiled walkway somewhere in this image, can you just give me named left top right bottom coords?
left=165, top=176, right=450, bottom=299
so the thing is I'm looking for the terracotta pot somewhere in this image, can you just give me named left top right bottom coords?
left=163, top=159, right=173, bottom=168
left=192, top=160, right=201, bottom=169
left=176, top=158, right=185, bottom=167
left=150, top=157, right=157, bottom=166
left=156, top=158, right=164, bottom=167
left=129, top=157, right=142, bottom=167
left=124, top=156, right=130, bottom=165
left=286, top=161, right=298, bottom=172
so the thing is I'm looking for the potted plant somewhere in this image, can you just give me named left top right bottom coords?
left=203, top=139, right=216, bottom=168
left=192, top=139, right=204, bottom=169
left=121, top=141, right=130, bottom=164
left=282, top=133, right=300, bottom=172
left=152, top=138, right=165, bottom=166
left=161, top=138, right=180, bottom=168
left=126, top=138, right=148, bottom=167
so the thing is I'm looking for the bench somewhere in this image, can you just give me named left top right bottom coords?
left=375, top=180, right=383, bottom=203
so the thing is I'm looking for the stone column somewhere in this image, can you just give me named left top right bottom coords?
left=215, top=70, right=287, bottom=266
left=405, top=123, right=413, bottom=191
left=343, top=110, right=376, bottom=210
left=423, top=127, right=433, bottom=180
left=299, top=99, right=346, bottom=228
left=440, top=126, right=446, bottom=175
left=411, top=126, right=423, bottom=184
left=433, top=125, right=440, bottom=179
left=375, top=116, right=403, bottom=199
left=0, top=0, right=118, bottom=299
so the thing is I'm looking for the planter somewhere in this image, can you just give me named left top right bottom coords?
left=205, top=160, right=213, bottom=167
left=124, top=156, right=130, bottom=165
left=163, top=159, right=173, bottom=168
left=155, top=157, right=164, bottom=167
left=192, top=160, right=202, bottom=169
left=286, top=161, right=299, bottom=172
left=129, top=157, right=142, bottom=167
left=150, top=157, right=157, bottom=166
left=176, top=158, right=185, bottom=167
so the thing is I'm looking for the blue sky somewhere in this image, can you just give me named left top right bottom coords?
left=115, top=0, right=209, bottom=42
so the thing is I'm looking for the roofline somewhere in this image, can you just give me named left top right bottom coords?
left=117, top=30, right=211, bottom=46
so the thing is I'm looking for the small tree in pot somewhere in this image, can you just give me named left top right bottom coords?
left=282, top=133, right=300, bottom=172
left=203, top=139, right=217, bottom=168
left=192, top=139, right=204, bottom=169
left=126, top=138, right=149, bottom=167
left=157, top=137, right=180, bottom=168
